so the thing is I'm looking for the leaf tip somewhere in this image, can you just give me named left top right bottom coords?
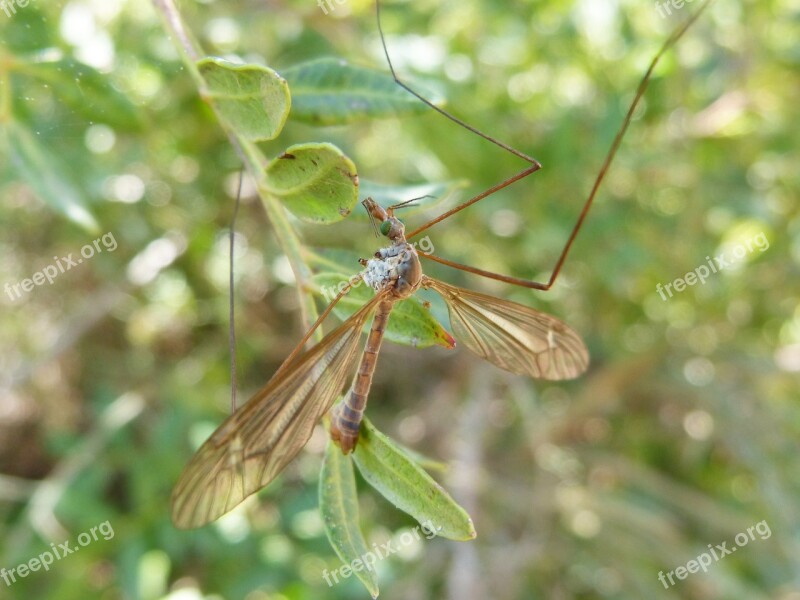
left=467, top=520, right=477, bottom=539
left=439, top=329, right=457, bottom=349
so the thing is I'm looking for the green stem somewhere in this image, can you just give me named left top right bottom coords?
left=150, top=0, right=320, bottom=337
left=150, top=0, right=205, bottom=90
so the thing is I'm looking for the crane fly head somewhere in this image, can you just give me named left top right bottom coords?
left=362, top=197, right=407, bottom=242
left=379, top=216, right=405, bottom=241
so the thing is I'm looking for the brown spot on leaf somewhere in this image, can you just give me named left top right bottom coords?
left=337, top=168, right=358, bottom=186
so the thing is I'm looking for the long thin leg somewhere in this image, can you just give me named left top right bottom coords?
left=229, top=170, right=244, bottom=411
left=376, top=0, right=542, bottom=169
left=376, top=0, right=542, bottom=238
left=406, top=167, right=537, bottom=239
left=420, top=252, right=551, bottom=291
left=407, top=0, right=714, bottom=290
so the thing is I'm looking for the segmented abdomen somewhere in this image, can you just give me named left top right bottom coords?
left=330, top=300, right=393, bottom=453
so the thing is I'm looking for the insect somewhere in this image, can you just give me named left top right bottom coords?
left=171, top=0, right=711, bottom=529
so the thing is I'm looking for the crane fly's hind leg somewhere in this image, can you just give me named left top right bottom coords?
left=375, top=0, right=542, bottom=240
left=400, top=0, right=715, bottom=289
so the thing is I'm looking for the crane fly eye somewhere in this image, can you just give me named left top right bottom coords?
left=380, top=221, right=392, bottom=236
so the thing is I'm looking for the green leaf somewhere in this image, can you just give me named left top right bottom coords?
left=311, top=272, right=455, bottom=349
left=263, top=142, right=358, bottom=224
left=320, top=438, right=380, bottom=599
left=391, top=442, right=449, bottom=474
left=3, top=121, right=98, bottom=232
left=197, top=57, right=290, bottom=141
left=0, top=6, right=52, bottom=52
left=356, top=179, right=468, bottom=219
left=353, top=418, right=476, bottom=541
left=282, top=57, right=437, bottom=125
left=24, top=59, right=142, bottom=130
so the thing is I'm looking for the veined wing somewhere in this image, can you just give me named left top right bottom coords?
left=424, top=277, right=588, bottom=380
left=171, top=292, right=388, bottom=529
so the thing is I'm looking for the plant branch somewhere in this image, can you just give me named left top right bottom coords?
left=150, top=0, right=319, bottom=336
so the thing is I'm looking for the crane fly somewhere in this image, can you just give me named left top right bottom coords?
left=171, top=198, right=587, bottom=528
left=171, top=0, right=712, bottom=529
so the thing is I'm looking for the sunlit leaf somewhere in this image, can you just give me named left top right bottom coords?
left=197, top=57, right=290, bottom=141
left=3, top=121, right=98, bottom=232
left=263, top=142, right=358, bottom=224
left=353, top=417, right=476, bottom=541
left=320, top=437, right=379, bottom=599
left=282, top=57, right=438, bottom=125
left=24, top=59, right=142, bottom=129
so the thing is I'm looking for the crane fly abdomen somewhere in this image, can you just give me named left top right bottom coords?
left=330, top=299, right=393, bottom=453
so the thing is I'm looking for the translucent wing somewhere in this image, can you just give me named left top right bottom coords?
left=171, top=292, right=387, bottom=529
left=424, top=277, right=588, bottom=380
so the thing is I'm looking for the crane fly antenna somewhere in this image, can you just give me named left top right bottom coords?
left=388, top=194, right=433, bottom=212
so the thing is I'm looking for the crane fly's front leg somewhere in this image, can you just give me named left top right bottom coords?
left=330, top=299, right=394, bottom=453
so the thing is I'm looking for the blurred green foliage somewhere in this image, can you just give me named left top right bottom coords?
left=1, top=0, right=798, bottom=599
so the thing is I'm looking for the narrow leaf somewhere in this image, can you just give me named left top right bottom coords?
left=4, top=121, right=98, bottom=232
left=320, top=438, right=380, bottom=599
left=282, top=57, right=438, bottom=125
left=263, top=143, right=358, bottom=224
left=311, top=272, right=455, bottom=349
left=353, top=418, right=476, bottom=541
left=197, top=57, right=290, bottom=141
left=392, top=442, right=449, bottom=474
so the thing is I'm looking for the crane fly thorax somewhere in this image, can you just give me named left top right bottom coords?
left=363, top=241, right=422, bottom=299
left=359, top=198, right=423, bottom=299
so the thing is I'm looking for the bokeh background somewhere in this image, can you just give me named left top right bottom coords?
left=1, top=0, right=798, bottom=599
